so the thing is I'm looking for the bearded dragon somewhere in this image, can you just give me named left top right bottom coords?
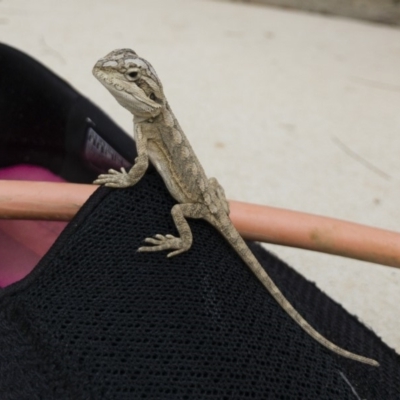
left=93, top=49, right=379, bottom=367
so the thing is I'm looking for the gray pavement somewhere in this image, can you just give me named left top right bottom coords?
left=1, top=0, right=399, bottom=353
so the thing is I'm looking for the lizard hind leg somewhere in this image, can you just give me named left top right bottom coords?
left=138, top=203, right=207, bottom=258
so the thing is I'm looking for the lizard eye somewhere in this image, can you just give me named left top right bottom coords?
left=150, top=93, right=156, bottom=101
left=126, top=69, right=140, bottom=81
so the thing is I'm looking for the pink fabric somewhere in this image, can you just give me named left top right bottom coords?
left=0, top=165, right=68, bottom=287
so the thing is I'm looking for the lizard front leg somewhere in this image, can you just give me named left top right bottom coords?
left=93, top=127, right=149, bottom=188
left=138, top=203, right=208, bottom=258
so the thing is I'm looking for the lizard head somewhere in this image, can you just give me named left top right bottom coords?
left=93, top=49, right=165, bottom=121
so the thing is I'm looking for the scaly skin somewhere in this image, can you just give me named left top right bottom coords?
left=93, top=49, right=379, bottom=367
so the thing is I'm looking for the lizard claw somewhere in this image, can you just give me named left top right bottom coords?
left=138, top=234, right=189, bottom=257
left=93, top=167, right=133, bottom=188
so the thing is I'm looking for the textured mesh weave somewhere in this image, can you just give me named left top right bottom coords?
left=0, top=170, right=399, bottom=399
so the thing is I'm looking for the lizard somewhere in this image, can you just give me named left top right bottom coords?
left=93, top=48, right=379, bottom=367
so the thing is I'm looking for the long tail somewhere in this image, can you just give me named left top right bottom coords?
left=210, top=213, right=379, bottom=367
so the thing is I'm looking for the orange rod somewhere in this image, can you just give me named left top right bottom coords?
left=0, top=180, right=96, bottom=221
left=230, top=200, right=400, bottom=269
left=1, top=180, right=399, bottom=268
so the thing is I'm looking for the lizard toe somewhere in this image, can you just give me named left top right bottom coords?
left=166, top=248, right=187, bottom=258
left=138, top=235, right=183, bottom=254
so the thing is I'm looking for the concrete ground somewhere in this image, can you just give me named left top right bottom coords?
left=1, top=0, right=399, bottom=353
left=221, top=0, right=400, bottom=26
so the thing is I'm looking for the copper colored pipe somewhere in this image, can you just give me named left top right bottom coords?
left=0, top=180, right=95, bottom=221
left=0, top=180, right=399, bottom=269
left=230, top=200, right=400, bottom=269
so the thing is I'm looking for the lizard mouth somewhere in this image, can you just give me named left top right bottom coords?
left=93, top=68, right=161, bottom=119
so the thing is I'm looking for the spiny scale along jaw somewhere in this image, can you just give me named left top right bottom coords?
left=92, top=49, right=165, bottom=121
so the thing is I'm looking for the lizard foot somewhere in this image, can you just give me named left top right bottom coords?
left=93, top=168, right=134, bottom=188
left=138, top=234, right=189, bottom=258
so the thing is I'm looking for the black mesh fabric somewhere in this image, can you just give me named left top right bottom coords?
left=0, top=170, right=399, bottom=399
